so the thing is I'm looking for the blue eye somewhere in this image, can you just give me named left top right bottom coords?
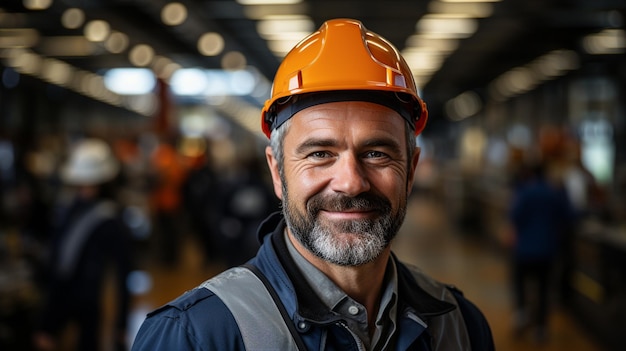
left=309, top=151, right=330, bottom=158
left=365, top=151, right=386, bottom=158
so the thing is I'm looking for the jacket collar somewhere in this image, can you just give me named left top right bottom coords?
left=256, top=212, right=456, bottom=323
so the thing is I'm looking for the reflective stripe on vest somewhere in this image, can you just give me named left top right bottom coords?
left=57, top=201, right=116, bottom=278
left=200, top=267, right=299, bottom=350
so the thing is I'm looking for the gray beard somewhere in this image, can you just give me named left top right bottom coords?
left=281, top=183, right=407, bottom=266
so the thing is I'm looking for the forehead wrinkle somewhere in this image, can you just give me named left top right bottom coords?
left=287, top=101, right=407, bottom=152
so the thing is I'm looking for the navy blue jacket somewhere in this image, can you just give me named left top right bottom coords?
left=131, top=213, right=494, bottom=350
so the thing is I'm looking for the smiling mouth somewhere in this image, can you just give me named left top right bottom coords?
left=319, top=208, right=378, bottom=220
left=308, top=192, right=390, bottom=220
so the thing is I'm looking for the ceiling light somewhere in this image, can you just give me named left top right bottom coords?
left=129, top=44, right=155, bottom=66
left=198, top=32, right=225, bottom=56
left=125, top=93, right=158, bottom=116
left=170, top=68, right=257, bottom=97
left=488, top=49, right=579, bottom=100
left=440, top=0, right=501, bottom=2
left=38, top=36, right=96, bottom=56
left=237, top=0, right=303, bottom=5
left=161, top=2, right=188, bottom=26
left=104, top=68, right=156, bottom=95
left=263, top=31, right=311, bottom=41
left=0, top=28, right=39, bottom=48
left=84, top=20, right=110, bottom=42
left=170, top=68, right=209, bottom=96
left=151, top=56, right=181, bottom=80
left=86, top=74, right=107, bottom=100
left=105, top=32, right=129, bottom=53
left=258, top=16, right=313, bottom=56
left=151, top=56, right=174, bottom=78
left=583, top=29, right=625, bottom=54
left=159, top=62, right=181, bottom=81
left=242, top=3, right=308, bottom=20
left=257, top=16, right=314, bottom=39
left=61, top=8, right=85, bottom=29
left=266, top=39, right=302, bottom=56
left=221, top=51, right=247, bottom=70
left=416, top=15, right=478, bottom=38
left=428, top=1, right=493, bottom=18
left=402, top=49, right=445, bottom=72
left=41, top=58, right=73, bottom=86
left=228, top=70, right=257, bottom=96
left=8, top=49, right=42, bottom=75
left=543, top=50, right=579, bottom=73
left=23, top=0, right=52, bottom=10
left=446, top=91, right=482, bottom=121
left=405, top=35, right=459, bottom=53
left=412, top=75, right=432, bottom=89
left=507, top=67, right=538, bottom=93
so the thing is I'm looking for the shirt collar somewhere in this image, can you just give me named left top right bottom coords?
left=284, top=230, right=400, bottom=349
left=284, top=230, right=347, bottom=310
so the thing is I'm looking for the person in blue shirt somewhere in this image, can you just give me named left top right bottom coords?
left=509, top=161, right=574, bottom=342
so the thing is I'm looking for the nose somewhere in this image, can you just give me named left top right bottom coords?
left=330, top=154, right=370, bottom=196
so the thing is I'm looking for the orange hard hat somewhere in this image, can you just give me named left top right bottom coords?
left=261, top=18, right=428, bottom=138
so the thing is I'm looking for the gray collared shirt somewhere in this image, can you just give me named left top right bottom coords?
left=284, top=231, right=399, bottom=350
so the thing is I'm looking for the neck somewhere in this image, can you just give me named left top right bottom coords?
left=287, top=231, right=390, bottom=327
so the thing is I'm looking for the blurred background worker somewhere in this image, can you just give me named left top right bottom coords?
left=33, top=138, right=134, bottom=351
left=148, top=136, right=188, bottom=266
left=508, top=161, right=575, bottom=344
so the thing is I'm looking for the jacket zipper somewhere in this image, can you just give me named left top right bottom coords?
left=337, top=321, right=366, bottom=351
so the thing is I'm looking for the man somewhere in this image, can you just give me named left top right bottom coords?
left=131, top=18, right=494, bottom=350
left=509, top=162, right=574, bottom=342
left=34, top=138, right=133, bottom=351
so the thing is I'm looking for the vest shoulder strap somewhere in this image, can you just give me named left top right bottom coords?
left=200, top=266, right=303, bottom=350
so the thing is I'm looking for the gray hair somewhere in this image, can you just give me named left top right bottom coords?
left=268, top=118, right=290, bottom=180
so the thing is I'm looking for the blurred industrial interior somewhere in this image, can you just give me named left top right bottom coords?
left=1, top=0, right=625, bottom=350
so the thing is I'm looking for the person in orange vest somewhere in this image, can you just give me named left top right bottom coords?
left=149, top=136, right=188, bottom=265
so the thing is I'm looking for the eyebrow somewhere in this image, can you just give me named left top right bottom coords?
left=295, top=138, right=337, bottom=155
left=362, top=137, right=403, bottom=155
left=295, top=136, right=403, bottom=155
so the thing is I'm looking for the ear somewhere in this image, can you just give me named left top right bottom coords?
left=265, top=145, right=284, bottom=200
left=407, top=146, right=421, bottom=194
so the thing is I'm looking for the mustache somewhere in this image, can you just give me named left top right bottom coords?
left=307, top=192, right=391, bottom=215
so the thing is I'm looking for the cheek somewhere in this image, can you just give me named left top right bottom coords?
left=285, top=166, right=328, bottom=203
left=371, top=169, right=409, bottom=200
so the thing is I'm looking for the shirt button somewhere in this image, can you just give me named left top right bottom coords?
left=348, top=305, right=359, bottom=315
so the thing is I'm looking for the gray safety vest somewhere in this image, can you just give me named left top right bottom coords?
left=200, top=267, right=299, bottom=350
left=200, top=265, right=472, bottom=350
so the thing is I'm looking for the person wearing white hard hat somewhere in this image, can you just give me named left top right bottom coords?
left=33, top=138, right=134, bottom=351
left=60, top=138, right=121, bottom=187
